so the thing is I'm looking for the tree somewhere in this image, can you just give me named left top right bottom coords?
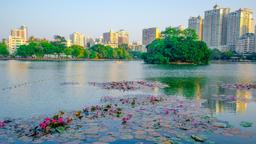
left=143, top=27, right=211, bottom=64
left=0, top=42, right=9, bottom=57
left=210, top=49, right=222, bottom=60
left=51, top=35, right=67, bottom=54
left=14, top=42, right=132, bottom=60
left=222, top=51, right=234, bottom=60
left=118, top=44, right=129, bottom=50
left=41, top=41, right=57, bottom=55
left=16, top=42, right=44, bottom=58
left=70, top=45, right=85, bottom=58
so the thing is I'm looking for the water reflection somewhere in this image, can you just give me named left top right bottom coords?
left=149, top=77, right=205, bottom=99
left=149, top=76, right=255, bottom=115
left=236, top=90, right=252, bottom=113
left=1, top=61, right=256, bottom=121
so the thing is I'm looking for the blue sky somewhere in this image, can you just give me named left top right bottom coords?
left=0, top=0, right=255, bottom=42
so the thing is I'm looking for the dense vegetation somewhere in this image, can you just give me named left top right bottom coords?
left=129, top=51, right=145, bottom=60
left=14, top=38, right=131, bottom=59
left=210, top=49, right=235, bottom=60
left=0, top=42, right=9, bottom=57
left=143, top=27, right=211, bottom=64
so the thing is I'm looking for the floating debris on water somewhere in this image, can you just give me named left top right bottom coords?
left=89, top=81, right=167, bottom=91
left=221, top=83, right=256, bottom=90
left=60, top=82, right=80, bottom=86
left=191, top=135, right=206, bottom=142
left=0, top=81, right=254, bottom=143
left=0, top=94, right=250, bottom=143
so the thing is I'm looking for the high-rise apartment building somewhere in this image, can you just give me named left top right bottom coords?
left=70, top=32, right=85, bottom=47
left=203, top=5, right=230, bottom=50
left=129, top=41, right=146, bottom=52
left=66, top=39, right=72, bottom=47
left=8, top=26, right=28, bottom=54
left=118, top=30, right=129, bottom=45
left=255, top=25, right=256, bottom=34
left=227, top=8, right=254, bottom=51
left=103, top=30, right=118, bottom=48
left=142, top=27, right=161, bottom=46
left=236, top=33, right=256, bottom=54
left=188, top=16, right=204, bottom=40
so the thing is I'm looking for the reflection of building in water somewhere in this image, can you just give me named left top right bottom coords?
left=235, top=64, right=253, bottom=112
left=208, top=90, right=251, bottom=114
left=238, top=64, right=254, bottom=83
left=7, top=61, right=29, bottom=79
left=108, top=62, right=129, bottom=81
left=195, top=79, right=202, bottom=100
left=215, top=101, right=225, bottom=113
left=235, top=90, right=251, bottom=113
left=65, top=62, right=87, bottom=84
left=208, top=99, right=236, bottom=114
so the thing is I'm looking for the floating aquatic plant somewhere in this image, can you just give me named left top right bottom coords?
left=0, top=120, right=5, bottom=128
left=89, top=81, right=167, bottom=91
left=122, top=114, right=133, bottom=124
left=39, top=115, right=69, bottom=134
left=240, top=121, right=253, bottom=128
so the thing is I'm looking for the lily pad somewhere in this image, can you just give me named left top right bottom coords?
left=240, top=121, right=253, bottom=128
left=56, top=126, right=65, bottom=133
left=191, top=135, right=206, bottom=142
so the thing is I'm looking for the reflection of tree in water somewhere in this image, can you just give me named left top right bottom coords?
left=148, top=77, right=206, bottom=99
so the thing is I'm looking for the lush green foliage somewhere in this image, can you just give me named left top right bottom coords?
left=15, top=40, right=131, bottom=59
left=129, top=51, right=145, bottom=59
left=0, top=42, right=9, bottom=57
left=210, top=49, right=235, bottom=60
left=246, top=53, right=256, bottom=60
left=90, top=44, right=131, bottom=59
left=143, top=27, right=211, bottom=64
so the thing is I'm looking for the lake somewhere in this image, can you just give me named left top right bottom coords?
left=0, top=60, right=256, bottom=143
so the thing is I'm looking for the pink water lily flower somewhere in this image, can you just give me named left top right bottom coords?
left=52, top=119, right=58, bottom=123
left=44, top=117, right=51, bottom=124
left=0, top=121, right=5, bottom=128
left=122, top=117, right=129, bottom=123
left=58, top=117, right=64, bottom=124
left=122, top=114, right=133, bottom=124
left=39, top=122, right=47, bottom=129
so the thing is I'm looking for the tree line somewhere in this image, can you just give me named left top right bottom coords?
left=0, top=42, right=9, bottom=57
left=0, top=36, right=131, bottom=60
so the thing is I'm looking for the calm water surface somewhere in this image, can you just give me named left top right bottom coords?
left=0, top=60, right=256, bottom=133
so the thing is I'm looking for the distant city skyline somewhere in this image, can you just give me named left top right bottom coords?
left=0, top=0, right=256, bottom=42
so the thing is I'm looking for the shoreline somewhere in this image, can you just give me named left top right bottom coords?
left=0, top=57, right=140, bottom=62
left=0, top=58, right=256, bottom=64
